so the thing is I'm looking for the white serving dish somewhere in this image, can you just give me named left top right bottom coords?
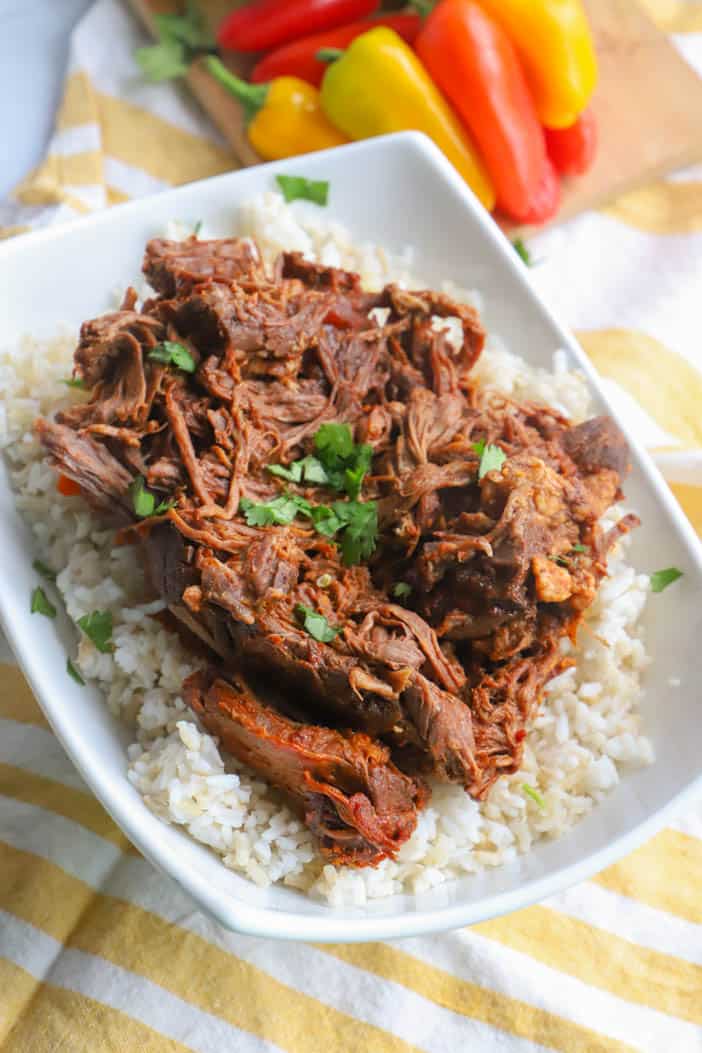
left=1, top=133, right=701, bottom=942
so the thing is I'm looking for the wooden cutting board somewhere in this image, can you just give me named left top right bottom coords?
left=127, top=0, right=702, bottom=226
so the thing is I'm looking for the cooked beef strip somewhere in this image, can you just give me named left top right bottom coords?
left=183, top=670, right=426, bottom=866
left=36, top=234, right=636, bottom=863
left=143, top=236, right=265, bottom=297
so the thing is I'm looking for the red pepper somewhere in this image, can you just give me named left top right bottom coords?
left=251, top=13, right=422, bottom=87
left=218, top=0, right=377, bottom=53
left=415, top=0, right=559, bottom=224
left=545, top=108, right=598, bottom=177
left=57, top=474, right=82, bottom=497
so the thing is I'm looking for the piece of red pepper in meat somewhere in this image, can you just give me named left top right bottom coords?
left=250, top=13, right=422, bottom=86
left=415, top=0, right=559, bottom=224
left=218, top=0, right=377, bottom=53
left=545, top=108, right=598, bottom=177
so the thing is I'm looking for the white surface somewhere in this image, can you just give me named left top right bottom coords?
left=1, top=132, right=702, bottom=942
left=0, top=0, right=95, bottom=197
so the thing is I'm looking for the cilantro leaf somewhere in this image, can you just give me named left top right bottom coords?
left=148, top=341, right=196, bottom=373
left=154, top=1, right=212, bottom=49
left=335, top=500, right=378, bottom=565
left=522, top=784, right=546, bottom=809
left=267, top=455, right=328, bottom=486
left=513, top=239, right=532, bottom=266
left=67, top=658, right=85, bottom=685
left=314, top=422, right=354, bottom=461
left=344, top=443, right=373, bottom=500
left=63, top=377, right=87, bottom=390
left=31, top=586, right=57, bottom=619
left=239, top=494, right=307, bottom=527
left=650, top=567, right=683, bottom=593
left=276, top=175, right=329, bottom=206
left=129, top=476, right=155, bottom=518
left=295, top=604, right=339, bottom=643
left=392, top=583, right=412, bottom=599
left=475, top=442, right=506, bottom=480
left=33, top=559, right=56, bottom=582
left=77, top=610, right=114, bottom=653
left=572, top=543, right=588, bottom=553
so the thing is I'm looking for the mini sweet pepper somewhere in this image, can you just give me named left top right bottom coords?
left=319, top=27, right=495, bottom=210
left=472, top=0, right=598, bottom=129
left=206, top=56, right=347, bottom=161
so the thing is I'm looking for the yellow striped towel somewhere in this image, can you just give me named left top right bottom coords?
left=1, top=1, right=701, bottom=1049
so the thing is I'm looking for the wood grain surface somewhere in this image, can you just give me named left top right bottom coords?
left=126, top=0, right=702, bottom=227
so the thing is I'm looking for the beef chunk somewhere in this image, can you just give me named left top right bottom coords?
left=143, top=236, right=264, bottom=296
left=184, top=670, right=426, bottom=865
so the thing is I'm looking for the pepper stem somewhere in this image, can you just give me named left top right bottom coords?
left=407, top=0, right=436, bottom=17
left=205, top=55, right=268, bottom=123
left=316, top=47, right=344, bottom=64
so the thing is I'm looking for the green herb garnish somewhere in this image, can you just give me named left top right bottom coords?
left=63, top=377, right=87, bottom=390
left=31, top=586, right=57, bottom=619
left=314, top=423, right=373, bottom=499
left=66, top=658, right=85, bottom=685
left=193, top=219, right=202, bottom=237
left=77, top=610, right=114, bottom=653
left=240, top=492, right=377, bottom=565
left=650, top=567, right=683, bottom=593
left=135, top=0, right=213, bottom=82
left=33, top=559, right=56, bottom=582
left=522, top=784, right=546, bottom=809
left=129, top=476, right=174, bottom=519
left=295, top=604, right=340, bottom=643
left=148, top=341, right=196, bottom=374
left=393, top=583, right=412, bottom=599
left=268, top=455, right=329, bottom=486
left=572, top=543, right=588, bottom=553
left=513, top=239, right=532, bottom=266
left=275, top=174, right=329, bottom=206
left=239, top=494, right=309, bottom=527
left=474, top=441, right=506, bottom=480
left=267, top=423, right=373, bottom=500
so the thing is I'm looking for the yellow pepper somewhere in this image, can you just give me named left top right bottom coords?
left=206, top=57, right=347, bottom=161
left=319, top=28, right=495, bottom=211
left=473, top=0, right=597, bottom=129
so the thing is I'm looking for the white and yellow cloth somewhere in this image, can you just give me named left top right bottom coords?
left=1, top=1, right=702, bottom=1049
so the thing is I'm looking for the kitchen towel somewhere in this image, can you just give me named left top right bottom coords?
left=1, top=1, right=701, bottom=1050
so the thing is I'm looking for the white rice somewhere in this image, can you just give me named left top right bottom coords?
left=0, top=194, right=653, bottom=904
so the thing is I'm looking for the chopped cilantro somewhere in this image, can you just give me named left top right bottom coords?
left=572, top=543, right=588, bottom=553
left=31, top=586, right=56, bottom=619
left=135, top=0, right=213, bottom=82
left=275, top=174, right=329, bottom=206
left=650, top=567, right=683, bottom=593
left=336, top=500, right=378, bottom=565
left=295, top=604, right=339, bottom=643
left=512, top=239, right=532, bottom=266
left=63, top=377, right=87, bottom=390
left=393, top=583, right=412, bottom=599
left=475, top=442, right=506, bottom=480
left=76, top=610, right=114, bottom=653
left=129, top=476, right=173, bottom=519
left=33, top=559, right=56, bottom=582
left=267, top=455, right=328, bottom=486
left=66, top=658, right=85, bottom=685
left=147, top=341, right=196, bottom=373
left=267, top=424, right=373, bottom=501
left=239, top=494, right=308, bottom=527
left=522, top=784, right=546, bottom=809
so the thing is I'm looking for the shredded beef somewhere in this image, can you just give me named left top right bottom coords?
left=36, top=233, right=636, bottom=866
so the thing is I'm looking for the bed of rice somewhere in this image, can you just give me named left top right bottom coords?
left=0, top=194, right=654, bottom=905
